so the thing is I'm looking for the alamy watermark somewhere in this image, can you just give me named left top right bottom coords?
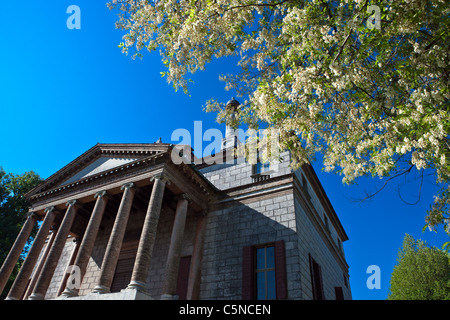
left=366, top=5, right=381, bottom=30
left=67, top=5, right=81, bottom=30
left=170, top=121, right=281, bottom=168
left=65, top=265, right=81, bottom=290
left=366, top=265, right=381, bottom=290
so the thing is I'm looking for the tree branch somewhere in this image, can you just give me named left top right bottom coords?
left=397, top=169, right=423, bottom=205
left=351, top=165, right=415, bottom=202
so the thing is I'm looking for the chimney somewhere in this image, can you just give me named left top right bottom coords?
left=222, top=97, right=240, bottom=150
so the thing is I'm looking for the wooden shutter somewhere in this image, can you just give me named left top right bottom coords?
left=110, top=247, right=137, bottom=293
left=274, top=240, right=287, bottom=299
left=335, top=286, right=344, bottom=300
left=309, top=254, right=324, bottom=300
left=176, top=256, right=191, bottom=300
left=242, top=245, right=255, bottom=300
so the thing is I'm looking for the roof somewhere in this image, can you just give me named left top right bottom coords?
left=24, top=143, right=213, bottom=206
left=25, top=143, right=172, bottom=199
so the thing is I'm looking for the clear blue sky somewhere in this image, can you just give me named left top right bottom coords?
left=0, top=1, right=448, bottom=300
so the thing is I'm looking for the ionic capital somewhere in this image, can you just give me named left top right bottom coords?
left=66, top=199, right=78, bottom=207
left=66, top=200, right=80, bottom=209
left=44, top=206, right=56, bottom=214
left=150, top=172, right=171, bottom=185
left=95, top=190, right=109, bottom=199
left=26, top=212, right=39, bottom=221
left=121, top=182, right=135, bottom=190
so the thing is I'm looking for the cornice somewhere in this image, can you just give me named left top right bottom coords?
left=166, top=160, right=219, bottom=201
left=300, top=163, right=349, bottom=242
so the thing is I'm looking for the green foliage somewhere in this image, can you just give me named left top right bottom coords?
left=388, top=234, right=450, bottom=300
left=0, top=167, right=42, bottom=299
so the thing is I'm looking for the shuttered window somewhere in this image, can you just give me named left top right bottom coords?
left=242, top=240, right=287, bottom=300
left=309, top=254, right=324, bottom=300
left=110, top=246, right=137, bottom=293
left=335, top=286, right=344, bottom=300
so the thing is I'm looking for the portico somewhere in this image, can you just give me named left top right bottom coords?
left=0, top=143, right=216, bottom=300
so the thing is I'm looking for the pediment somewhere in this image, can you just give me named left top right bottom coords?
left=26, top=143, right=172, bottom=199
left=58, top=157, right=138, bottom=186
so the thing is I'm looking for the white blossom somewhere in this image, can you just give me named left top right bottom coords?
left=108, top=0, right=450, bottom=236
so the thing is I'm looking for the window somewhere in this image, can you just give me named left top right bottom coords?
left=252, top=161, right=271, bottom=182
left=111, top=244, right=138, bottom=293
left=242, top=241, right=287, bottom=300
left=254, top=161, right=270, bottom=175
left=335, top=286, right=344, bottom=300
left=309, top=254, right=324, bottom=300
left=251, top=150, right=272, bottom=182
left=256, top=246, right=276, bottom=300
left=324, top=214, right=330, bottom=233
left=302, top=174, right=311, bottom=199
left=337, top=238, right=343, bottom=253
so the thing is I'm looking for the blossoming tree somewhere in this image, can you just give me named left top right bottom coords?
left=107, top=0, right=450, bottom=239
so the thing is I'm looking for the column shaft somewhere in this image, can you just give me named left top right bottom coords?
left=93, top=183, right=135, bottom=294
left=186, top=214, right=207, bottom=300
left=28, top=200, right=79, bottom=300
left=127, top=175, right=167, bottom=291
left=23, top=228, right=56, bottom=300
left=62, top=191, right=108, bottom=297
left=0, top=212, right=38, bottom=295
left=6, top=208, right=57, bottom=300
left=161, top=195, right=189, bottom=298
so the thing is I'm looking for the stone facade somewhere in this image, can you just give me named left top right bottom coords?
left=0, top=136, right=351, bottom=300
left=196, top=151, right=350, bottom=300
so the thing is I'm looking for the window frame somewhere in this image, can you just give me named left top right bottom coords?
left=251, top=150, right=272, bottom=177
left=242, top=240, right=287, bottom=300
left=253, top=161, right=271, bottom=175
left=254, top=244, right=276, bottom=300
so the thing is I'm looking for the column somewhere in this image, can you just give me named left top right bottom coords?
left=28, top=200, right=79, bottom=300
left=92, top=183, right=135, bottom=294
left=6, top=207, right=58, bottom=300
left=127, top=174, right=169, bottom=291
left=62, top=190, right=108, bottom=297
left=161, top=194, right=190, bottom=299
left=186, top=213, right=207, bottom=300
left=23, top=227, right=57, bottom=300
left=0, top=212, right=39, bottom=295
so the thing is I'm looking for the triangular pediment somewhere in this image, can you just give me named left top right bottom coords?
left=26, top=143, right=173, bottom=199
left=58, top=157, right=139, bottom=186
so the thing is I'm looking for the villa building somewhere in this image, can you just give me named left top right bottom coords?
left=0, top=99, right=351, bottom=300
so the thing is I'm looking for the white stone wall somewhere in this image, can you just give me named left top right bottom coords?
left=293, top=169, right=346, bottom=258
left=198, top=150, right=351, bottom=300
left=200, top=151, right=292, bottom=190
left=294, top=194, right=351, bottom=300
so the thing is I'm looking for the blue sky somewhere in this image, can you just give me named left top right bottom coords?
left=0, top=1, right=448, bottom=300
